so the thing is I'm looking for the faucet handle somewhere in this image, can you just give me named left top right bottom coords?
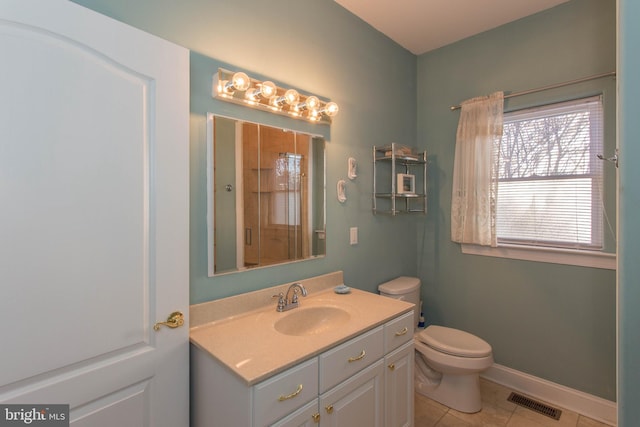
left=272, top=292, right=286, bottom=312
left=291, top=288, right=300, bottom=304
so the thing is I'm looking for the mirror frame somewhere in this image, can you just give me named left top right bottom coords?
left=206, top=113, right=327, bottom=276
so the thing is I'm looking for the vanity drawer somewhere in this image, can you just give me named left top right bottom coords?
left=384, top=311, right=414, bottom=353
left=253, top=357, right=318, bottom=427
left=319, top=326, right=384, bottom=393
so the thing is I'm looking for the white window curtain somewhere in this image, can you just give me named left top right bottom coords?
left=451, top=91, right=504, bottom=246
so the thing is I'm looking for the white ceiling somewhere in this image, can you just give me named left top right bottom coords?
left=334, top=0, right=570, bottom=55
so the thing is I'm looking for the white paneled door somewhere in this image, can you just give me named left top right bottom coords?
left=0, top=1, right=189, bottom=426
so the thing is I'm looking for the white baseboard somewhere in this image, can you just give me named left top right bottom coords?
left=481, top=364, right=617, bottom=426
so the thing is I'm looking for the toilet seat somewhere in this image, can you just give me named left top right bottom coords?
left=417, top=325, right=492, bottom=358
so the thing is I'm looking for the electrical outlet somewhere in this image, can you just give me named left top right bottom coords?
left=350, top=227, right=358, bottom=245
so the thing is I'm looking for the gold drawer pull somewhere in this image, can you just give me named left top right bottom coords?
left=312, top=413, right=320, bottom=423
left=348, top=350, right=366, bottom=363
left=278, top=384, right=303, bottom=401
left=388, top=363, right=396, bottom=371
left=395, top=327, right=408, bottom=336
left=325, top=404, right=334, bottom=414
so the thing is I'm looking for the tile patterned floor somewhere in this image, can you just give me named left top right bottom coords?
left=414, top=379, right=613, bottom=427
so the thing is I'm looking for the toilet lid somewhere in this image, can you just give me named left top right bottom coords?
left=417, top=325, right=492, bottom=358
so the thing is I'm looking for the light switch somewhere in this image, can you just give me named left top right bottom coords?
left=350, top=227, right=358, bottom=245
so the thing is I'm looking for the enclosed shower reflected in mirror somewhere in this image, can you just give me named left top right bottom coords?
left=244, top=124, right=309, bottom=269
left=207, top=115, right=326, bottom=276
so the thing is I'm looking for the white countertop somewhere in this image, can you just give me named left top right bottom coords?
left=189, top=272, right=413, bottom=385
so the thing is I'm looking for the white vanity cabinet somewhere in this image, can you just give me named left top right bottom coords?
left=191, top=312, right=414, bottom=427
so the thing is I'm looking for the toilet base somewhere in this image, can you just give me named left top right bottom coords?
left=415, top=371, right=482, bottom=413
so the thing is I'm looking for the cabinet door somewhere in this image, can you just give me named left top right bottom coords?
left=385, top=341, right=415, bottom=427
left=319, top=360, right=384, bottom=427
left=271, top=399, right=320, bottom=427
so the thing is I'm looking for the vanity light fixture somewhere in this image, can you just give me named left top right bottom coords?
left=213, top=68, right=339, bottom=124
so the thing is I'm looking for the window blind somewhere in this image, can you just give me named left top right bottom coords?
left=496, top=96, right=604, bottom=250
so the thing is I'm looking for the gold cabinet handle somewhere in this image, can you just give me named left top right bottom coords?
left=278, top=384, right=303, bottom=401
left=312, top=413, right=320, bottom=423
left=388, top=363, right=396, bottom=371
left=325, top=404, right=334, bottom=414
left=153, top=311, right=184, bottom=331
left=348, top=350, right=366, bottom=363
left=395, top=327, right=408, bottom=336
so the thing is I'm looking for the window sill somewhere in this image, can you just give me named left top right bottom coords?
left=461, top=243, right=616, bottom=270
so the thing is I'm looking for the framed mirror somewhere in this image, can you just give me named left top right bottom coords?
left=207, top=114, right=326, bottom=275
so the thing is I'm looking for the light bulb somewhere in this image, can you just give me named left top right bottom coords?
left=224, top=71, right=250, bottom=93
left=244, top=88, right=258, bottom=101
left=308, top=109, right=320, bottom=121
left=270, top=89, right=300, bottom=109
left=232, top=72, right=250, bottom=91
left=322, top=102, right=339, bottom=117
left=284, top=89, right=299, bottom=105
left=296, top=95, right=320, bottom=112
left=306, top=96, right=320, bottom=110
left=260, top=81, right=277, bottom=98
left=245, top=80, right=277, bottom=101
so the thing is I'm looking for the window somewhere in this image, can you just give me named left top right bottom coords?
left=496, top=96, right=604, bottom=250
left=271, top=153, right=302, bottom=226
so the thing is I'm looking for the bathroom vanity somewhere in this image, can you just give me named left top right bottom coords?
left=190, top=272, right=414, bottom=427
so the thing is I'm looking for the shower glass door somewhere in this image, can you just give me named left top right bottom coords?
left=243, top=123, right=310, bottom=267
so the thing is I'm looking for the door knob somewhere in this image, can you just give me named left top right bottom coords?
left=154, top=311, right=184, bottom=331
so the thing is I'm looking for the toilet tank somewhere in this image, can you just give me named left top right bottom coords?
left=378, top=276, right=421, bottom=329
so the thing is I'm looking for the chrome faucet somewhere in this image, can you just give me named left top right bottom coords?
left=273, top=282, right=308, bottom=312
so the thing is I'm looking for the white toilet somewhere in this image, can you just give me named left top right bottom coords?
left=379, top=277, right=494, bottom=413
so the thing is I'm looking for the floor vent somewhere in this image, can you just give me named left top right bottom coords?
left=507, top=392, right=562, bottom=420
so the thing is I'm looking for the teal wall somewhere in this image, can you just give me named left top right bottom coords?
left=618, top=0, right=640, bottom=423
left=72, top=0, right=624, bottom=404
left=416, top=0, right=616, bottom=401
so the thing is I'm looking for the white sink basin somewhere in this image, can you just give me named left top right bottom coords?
left=274, top=306, right=350, bottom=336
